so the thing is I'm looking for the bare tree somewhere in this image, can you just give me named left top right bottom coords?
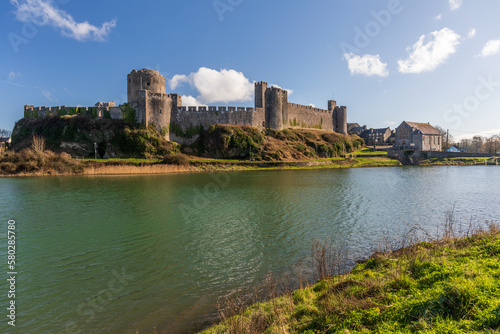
left=470, top=136, right=484, bottom=153
left=459, top=138, right=472, bottom=153
left=31, top=134, right=45, bottom=153
left=435, top=125, right=453, bottom=150
left=485, top=135, right=500, bottom=154
left=0, top=129, right=11, bottom=138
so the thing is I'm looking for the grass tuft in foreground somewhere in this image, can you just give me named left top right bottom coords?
left=201, top=220, right=500, bottom=334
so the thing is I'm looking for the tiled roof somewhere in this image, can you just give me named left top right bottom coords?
left=405, top=122, right=440, bottom=135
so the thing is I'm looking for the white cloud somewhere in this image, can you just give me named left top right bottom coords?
left=42, top=89, right=57, bottom=102
left=269, top=83, right=293, bottom=95
left=62, top=87, right=75, bottom=96
left=181, top=95, right=205, bottom=106
left=308, top=104, right=315, bottom=108
left=467, top=28, right=476, bottom=39
left=8, top=72, right=21, bottom=80
left=448, top=0, right=462, bottom=10
left=344, top=53, right=389, bottom=77
left=398, top=28, right=461, bottom=74
left=435, top=14, right=443, bottom=20
left=169, top=67, right=254, bottom=104
left=477, top=39, right=500, bottom=57
left=385, top=121, right=397, bottom=126
left=10, top=0, right=116, bottom=41
left=169, top=74, right=190, bottom=90
left=0, top=79, right=24, bottom=87
left=454, top=128, right=500, bottom=140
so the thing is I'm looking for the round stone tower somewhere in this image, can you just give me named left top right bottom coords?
left=127, top=69, right=166, bottom=103
left=265, top=87, right=287, bottom=131
left=335, top=106, right=348, bottom=136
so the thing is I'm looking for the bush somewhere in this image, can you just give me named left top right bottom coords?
left=0, top=148, right=84, bottom=175
left=162, top=153, right=190, bottom=166
left=121, top=103, right=137, bottom=125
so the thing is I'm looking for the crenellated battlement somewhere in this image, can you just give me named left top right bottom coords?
left=176, top=106, right=257, bottom=113
left=23, top=103, right=121, bottom=120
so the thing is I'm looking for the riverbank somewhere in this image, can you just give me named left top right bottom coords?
left=420, top=156, right=499, bottom=166
left=200, top=223, right=500, bottom=334
left=5, top=153, right=500, bottom=177
left=0, top=148, right=402, bottom=177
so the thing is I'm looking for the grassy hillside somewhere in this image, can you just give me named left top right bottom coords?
left=11, top=118, right=363, bottom=162
left=185, top=125, right=364, bottom=161
left=11, top=115, right=179, bottom=159
left=202, top=225, right=500, bottom=334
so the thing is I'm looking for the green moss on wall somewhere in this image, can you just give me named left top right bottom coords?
left=121, top=103, right=137, bottom=125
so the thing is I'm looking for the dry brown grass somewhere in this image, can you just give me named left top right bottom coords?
left=83, top=164, right=195, bottom=175
left=0, top=148, right=83, bottom=175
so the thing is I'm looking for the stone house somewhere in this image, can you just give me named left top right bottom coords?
left=348, top=123, right=367, bottom=136
left=360, top=127, right=392, bottom=146
left=388, top=130, right=396, bottom=145
left=395, top=121, right=441, bottom=151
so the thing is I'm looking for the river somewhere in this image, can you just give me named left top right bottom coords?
left=0, top=166, right=498, bottom=333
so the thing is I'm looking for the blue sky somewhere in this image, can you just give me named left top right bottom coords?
left=1, top=0, right=500, bottom=139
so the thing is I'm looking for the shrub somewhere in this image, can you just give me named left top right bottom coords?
left=162, top=153, right=190, bottom=166
left=317, top=144, right=335, bottom=158
left=121, top=103, right=137, bottom=125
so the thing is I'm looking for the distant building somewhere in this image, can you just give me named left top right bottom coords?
left=395, top=121, right=441, bottom=151
left=447, top=145, right=464, bottom=153
left=348, top=123, right=367, bottom=136
left=388, top=130, right=396, bottom=145
left=360, top=127, right=392, bottom=146
left=347, top=123, right=360, bottom=132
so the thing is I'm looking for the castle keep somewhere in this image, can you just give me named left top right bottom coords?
left=24, top=69, right=348, bottom=143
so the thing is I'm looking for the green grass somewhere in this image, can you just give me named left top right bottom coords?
left=421, top=157, right=499, bottom=166
left=350, top=148, right=388, bottom=156
left=201, top=225, right=500, bottom=334
left=281, top=157, right=401, bottom=170
left=189, top=156, right=401, bottom=170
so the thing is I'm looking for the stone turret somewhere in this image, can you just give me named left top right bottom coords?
left=255, top=81, right=268, bottom=111
left=127, top=69, right=166, bottom=103
left=265, top=86, right=288, bottom=131
left=334, top=106, right=348, bottom=135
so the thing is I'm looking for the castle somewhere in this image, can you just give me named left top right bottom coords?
left=24, top=69, right=348, bottom=144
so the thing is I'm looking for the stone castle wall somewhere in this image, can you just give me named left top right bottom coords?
left=287, top=103, right=334, bottom=131
left=172, top=106, right=262, bottom=128
left=24, top=104, right=121, bottom=120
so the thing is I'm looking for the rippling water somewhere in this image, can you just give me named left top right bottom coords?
left=0, top=166, right=499, bottom=333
